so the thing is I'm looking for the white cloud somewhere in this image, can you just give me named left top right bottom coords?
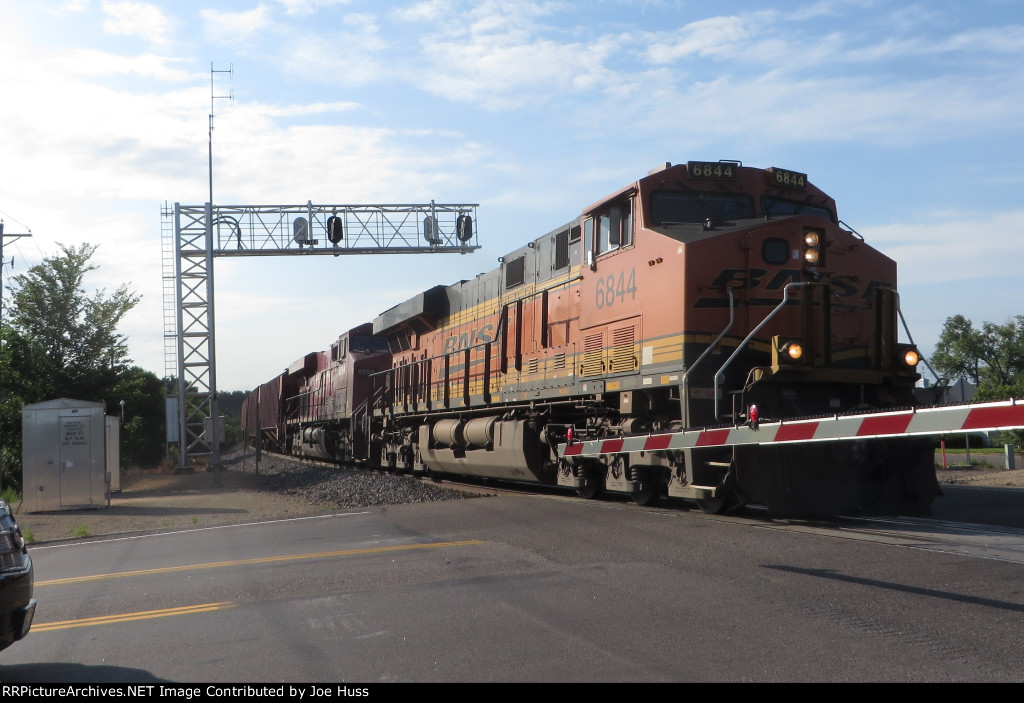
left=254, top=101, right=360, bottom=118
left=398, top=1, right=625, bottom=110
left=54, top=0, right=90, bottom=15
left=273, top=0, right=354, bottom=16
left=420, top=37, right=615, bottom=110
left=101, top=1, right=172, bottom=45
left=58, top=49, right=195, bottom=81
left=200, top=5, right=276, bottom=47
left=645, top=15, right=757, bottom=64
left=392, top=0, right=455, bottom=23
left=865, top=210, right=1024, bottom=287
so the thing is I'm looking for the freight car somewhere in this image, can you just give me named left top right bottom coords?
left=365, top=160, right=936, bottom=518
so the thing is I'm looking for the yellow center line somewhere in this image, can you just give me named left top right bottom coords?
left=36, top=539, right=482, bottom=587
left=32, top=602, right=235, bottom=632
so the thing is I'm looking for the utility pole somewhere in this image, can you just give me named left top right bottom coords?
left=0, top=220, right=32, bottom=494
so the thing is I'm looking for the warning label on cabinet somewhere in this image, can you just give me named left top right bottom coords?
left=61, top=419, right=89, bottom=447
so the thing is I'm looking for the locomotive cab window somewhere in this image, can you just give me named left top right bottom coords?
left=333, top=339, right=347, bottom=361
left=650, top=191, right=755, bottom=225
left=352, top=335, right=389, bottom=353
left=762, top=196, right=836, bottom=222
left=590, top=200, right=633, bottom=258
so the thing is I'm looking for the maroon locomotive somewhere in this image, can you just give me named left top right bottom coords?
left=243, top=323, right=390, bottom=462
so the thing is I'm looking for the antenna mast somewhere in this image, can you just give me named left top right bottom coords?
left=208, top=63, right=233, bottom=207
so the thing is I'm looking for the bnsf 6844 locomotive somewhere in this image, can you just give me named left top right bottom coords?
left=247, top=160, right=940, bottom=518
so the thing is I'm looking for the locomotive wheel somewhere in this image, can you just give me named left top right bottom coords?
left=578, top=478, right=603, bottom=500
left=696, top=496, right=729, bottom=514
left=577, top=465, right=604, bottom=499
left=631, top=467, right=660, bottom=507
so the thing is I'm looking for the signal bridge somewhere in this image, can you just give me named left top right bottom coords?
left=163, top=201, right=479, bottom=472
left=189, top=201, right=479, bottom=256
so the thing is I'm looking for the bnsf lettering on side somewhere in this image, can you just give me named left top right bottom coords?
left=442, top=323, right=496, bottom=353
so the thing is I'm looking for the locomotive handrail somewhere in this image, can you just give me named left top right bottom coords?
left=713, top=282, right=806, bottom=421
left=838, top=220, right=865, bottom=241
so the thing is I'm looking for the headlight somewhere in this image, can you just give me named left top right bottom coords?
left=894, top=344, right=921, bottom=373
left=803, top=228, right=824, bottom=266
left=772, top=336, right=808, bottom=368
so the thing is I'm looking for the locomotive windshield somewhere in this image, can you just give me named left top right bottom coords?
left=351, top=335, right=390, bottom=352
left=762, top=196, right=836, bottom=222
left=650, top=191, right=755, bottom=225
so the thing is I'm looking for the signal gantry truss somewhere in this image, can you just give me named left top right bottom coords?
left=162, top=201, right=479, bottom=470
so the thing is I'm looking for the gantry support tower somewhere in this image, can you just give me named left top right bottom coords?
left=162, top=200, right=479, bottom=470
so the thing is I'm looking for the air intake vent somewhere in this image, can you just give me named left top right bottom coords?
left=505, top=255, right=526, bottom=288
left=554, top=230, right=569, bottom=270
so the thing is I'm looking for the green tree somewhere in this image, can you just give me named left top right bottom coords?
left=932, top=315, right=1024, bottom=396
left=6, top=243, right=140, bottom=398
left=2, top=243, right=150, bottom=491
left=217, top=390, right=246, bottom=447
left=109, top=367, right=168, bottom=470
left=932, top=314, right=1024, bottom=447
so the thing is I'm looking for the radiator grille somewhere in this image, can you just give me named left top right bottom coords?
left=581, top=333, right=604, bottom=376
left=608, top=324, right=637, bottom=373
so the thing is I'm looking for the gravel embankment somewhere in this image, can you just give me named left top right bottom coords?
left=224, top=446, right=481, bottom=508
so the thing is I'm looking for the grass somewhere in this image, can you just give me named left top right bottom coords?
left=938, top=448, right=1016, bottom=470
left=71, top=523, right=91, bottom=539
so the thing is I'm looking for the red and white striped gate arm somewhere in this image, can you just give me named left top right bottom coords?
left=558, top=398, right=1024, bottom=459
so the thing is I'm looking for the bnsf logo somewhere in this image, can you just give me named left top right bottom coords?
left=697, top=268, right=893, bottom=306
left=442, top=323, right=496, bottom=353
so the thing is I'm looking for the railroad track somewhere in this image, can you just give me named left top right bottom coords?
left=436, top=474, right=1024, bottom=565
left=805, top=515, right=1024, bottom=565
left=252, top=451, right=1024, bottom=564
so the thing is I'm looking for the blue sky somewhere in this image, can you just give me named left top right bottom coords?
left=1, top=0, right=1023, bottom=392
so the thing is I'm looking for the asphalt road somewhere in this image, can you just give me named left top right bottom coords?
left=5, top=492, right=1024, bottom=683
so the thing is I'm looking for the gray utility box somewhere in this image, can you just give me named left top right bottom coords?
left=22, top=398, right=112, bottom=512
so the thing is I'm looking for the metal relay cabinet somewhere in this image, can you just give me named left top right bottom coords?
left=22, top=398, right=112, bottom=512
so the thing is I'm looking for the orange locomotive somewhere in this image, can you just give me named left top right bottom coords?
left=369, top=160, right=936, bottom=517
